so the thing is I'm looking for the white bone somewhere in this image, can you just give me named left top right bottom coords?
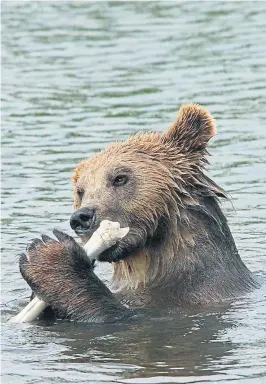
left=9, top=297, right=47, bottom=323
left=83, top=220, right=129, bottom=261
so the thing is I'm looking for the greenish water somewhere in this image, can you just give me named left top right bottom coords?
left=1, top=2, right=266, bottom=383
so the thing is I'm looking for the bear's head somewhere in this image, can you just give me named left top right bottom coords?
left=71, top=105, right=225, bottom=287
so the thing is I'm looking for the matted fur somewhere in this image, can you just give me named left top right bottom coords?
left=19, top=104, right=258, bottom=324
left=72, top=104, right=257, bottom=303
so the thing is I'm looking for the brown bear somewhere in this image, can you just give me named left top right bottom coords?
left=20, top=104, right=258, bottom=323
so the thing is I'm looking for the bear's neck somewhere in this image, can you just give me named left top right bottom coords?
left=111, top=249, right=152, bottom=290
left=111, top=221, right=190, bottom=291
left=111, top=196, right=257, bottom=302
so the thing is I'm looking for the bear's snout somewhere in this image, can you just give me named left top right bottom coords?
left=70, top=207, right=96, bottom=234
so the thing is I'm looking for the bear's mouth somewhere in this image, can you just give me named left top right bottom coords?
left=75, top=229, right=94, bottom=244
left=75, top=220, right=146, bottom=263
left=73, top=215, right=97, bottom=238
left=75, top=227, right=92, bottom=236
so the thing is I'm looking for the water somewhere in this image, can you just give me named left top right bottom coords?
left=1, top=1, right=266, bottom=383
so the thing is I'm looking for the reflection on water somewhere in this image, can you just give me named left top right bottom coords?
left=1, top=1, right=266, bottom=383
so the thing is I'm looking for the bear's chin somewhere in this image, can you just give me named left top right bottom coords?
left=97, top=241, right=141, bottom=263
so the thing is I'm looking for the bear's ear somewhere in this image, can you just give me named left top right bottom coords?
left=163, top=104, right=216, bottom=152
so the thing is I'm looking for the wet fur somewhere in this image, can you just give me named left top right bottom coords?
left=73, top=105, right=258, bottom=304
left=20, top=104, right=258, bottom=322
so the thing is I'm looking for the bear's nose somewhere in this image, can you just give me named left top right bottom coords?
left=70, top=207, right=96, bottom=232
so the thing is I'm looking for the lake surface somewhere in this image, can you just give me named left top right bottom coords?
left=1, top=2, right=266, bottom=383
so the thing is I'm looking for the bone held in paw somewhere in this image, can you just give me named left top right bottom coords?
left=10, top=220, right=129, bottom=323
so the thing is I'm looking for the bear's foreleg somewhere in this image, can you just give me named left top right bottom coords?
left=18, top=230, right=134, bottom=323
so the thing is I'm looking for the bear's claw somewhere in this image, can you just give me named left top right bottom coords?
left=53, top=229, right=75, bottom=244
left=41, top=234, right=55, bottom=244
left=19, top=253, right=29, bottom=278
left=19, top=252, right=28, bottom=266
left=26, top=238, right=43, bottom=252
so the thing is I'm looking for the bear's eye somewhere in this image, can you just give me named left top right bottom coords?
left=112, top=174, right=128, bottom=187
left=77, top=188, right=84, bottom=200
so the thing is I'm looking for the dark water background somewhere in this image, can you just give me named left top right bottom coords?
left=1, top=2, right=266, bottom=383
